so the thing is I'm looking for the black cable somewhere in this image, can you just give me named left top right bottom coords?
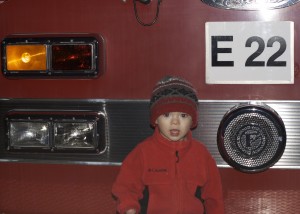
left=133, top=0, right=162, bottom=26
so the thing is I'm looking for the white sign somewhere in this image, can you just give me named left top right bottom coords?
left=205, top=21, right=294, bottom=84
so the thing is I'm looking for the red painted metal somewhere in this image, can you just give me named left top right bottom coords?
left=0, top=163, right=119, bottom=213
left=0, top=0, right=299, bottom=100
left=1, top=0, right=300, bottom=213
left=1, top=164, right=299, bottom=213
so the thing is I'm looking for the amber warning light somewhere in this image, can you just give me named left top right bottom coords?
left=6, top=45, right=47, bottom=71
left=1, top=35, right=104, bottom=77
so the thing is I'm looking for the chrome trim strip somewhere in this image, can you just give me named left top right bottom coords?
left=201, top=0, right=300, bottom=10
left=0, top=99, right=300, bottom=170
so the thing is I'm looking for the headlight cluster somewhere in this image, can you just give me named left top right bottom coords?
left=6, top=111, right=106, bottom=153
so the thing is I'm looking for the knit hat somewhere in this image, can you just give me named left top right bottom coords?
left=150, top=76, right=199, bottom=128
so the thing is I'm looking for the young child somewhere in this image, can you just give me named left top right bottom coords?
left=112, top=76, right=224, bottom=214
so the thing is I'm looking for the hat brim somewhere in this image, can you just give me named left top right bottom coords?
left=150, top=98, right=198, bottom=128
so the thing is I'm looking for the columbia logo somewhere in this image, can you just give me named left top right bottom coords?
left=148, top=168, right=167, bottom=173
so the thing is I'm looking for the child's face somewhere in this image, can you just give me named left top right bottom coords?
left=155, top=112, right=193, bottom=142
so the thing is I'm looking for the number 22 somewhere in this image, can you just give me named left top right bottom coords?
left=245, top=36, right=287, bottom=67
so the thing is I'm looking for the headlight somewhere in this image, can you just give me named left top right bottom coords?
left=54, top=121, right=97, bottom=149
left=9, top=121, right=50, bottom=149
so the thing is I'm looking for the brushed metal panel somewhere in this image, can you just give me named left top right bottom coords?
left=0, top=99, right=300, bottom=169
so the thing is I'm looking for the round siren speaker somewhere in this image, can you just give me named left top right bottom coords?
left=217, top=104, right=286, bottom=173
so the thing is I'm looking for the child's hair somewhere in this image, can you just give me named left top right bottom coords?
left=149, top=75, right=199, bottom=128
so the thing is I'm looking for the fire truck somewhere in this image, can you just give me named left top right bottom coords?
left=0, top=0, right=299, bottom=213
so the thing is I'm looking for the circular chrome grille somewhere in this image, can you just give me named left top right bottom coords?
left=217, top=104, right=286, bottom=173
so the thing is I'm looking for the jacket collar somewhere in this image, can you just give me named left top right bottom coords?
left=153, top=127, right=192, bottom=154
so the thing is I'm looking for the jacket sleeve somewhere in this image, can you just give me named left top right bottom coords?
left=112, top=146, right=145, bottom=214
left=202, top=154, right=225, bottom=214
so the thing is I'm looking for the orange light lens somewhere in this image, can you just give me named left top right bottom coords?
left=6, top=45, right=47, bottom=71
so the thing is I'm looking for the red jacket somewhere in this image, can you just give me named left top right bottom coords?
left=112, top=128, right=224, bottom=214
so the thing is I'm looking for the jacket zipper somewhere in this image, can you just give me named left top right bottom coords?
left=175, top=150, right=182, bottom=213
left=175, top=150, right=179, bottom=163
